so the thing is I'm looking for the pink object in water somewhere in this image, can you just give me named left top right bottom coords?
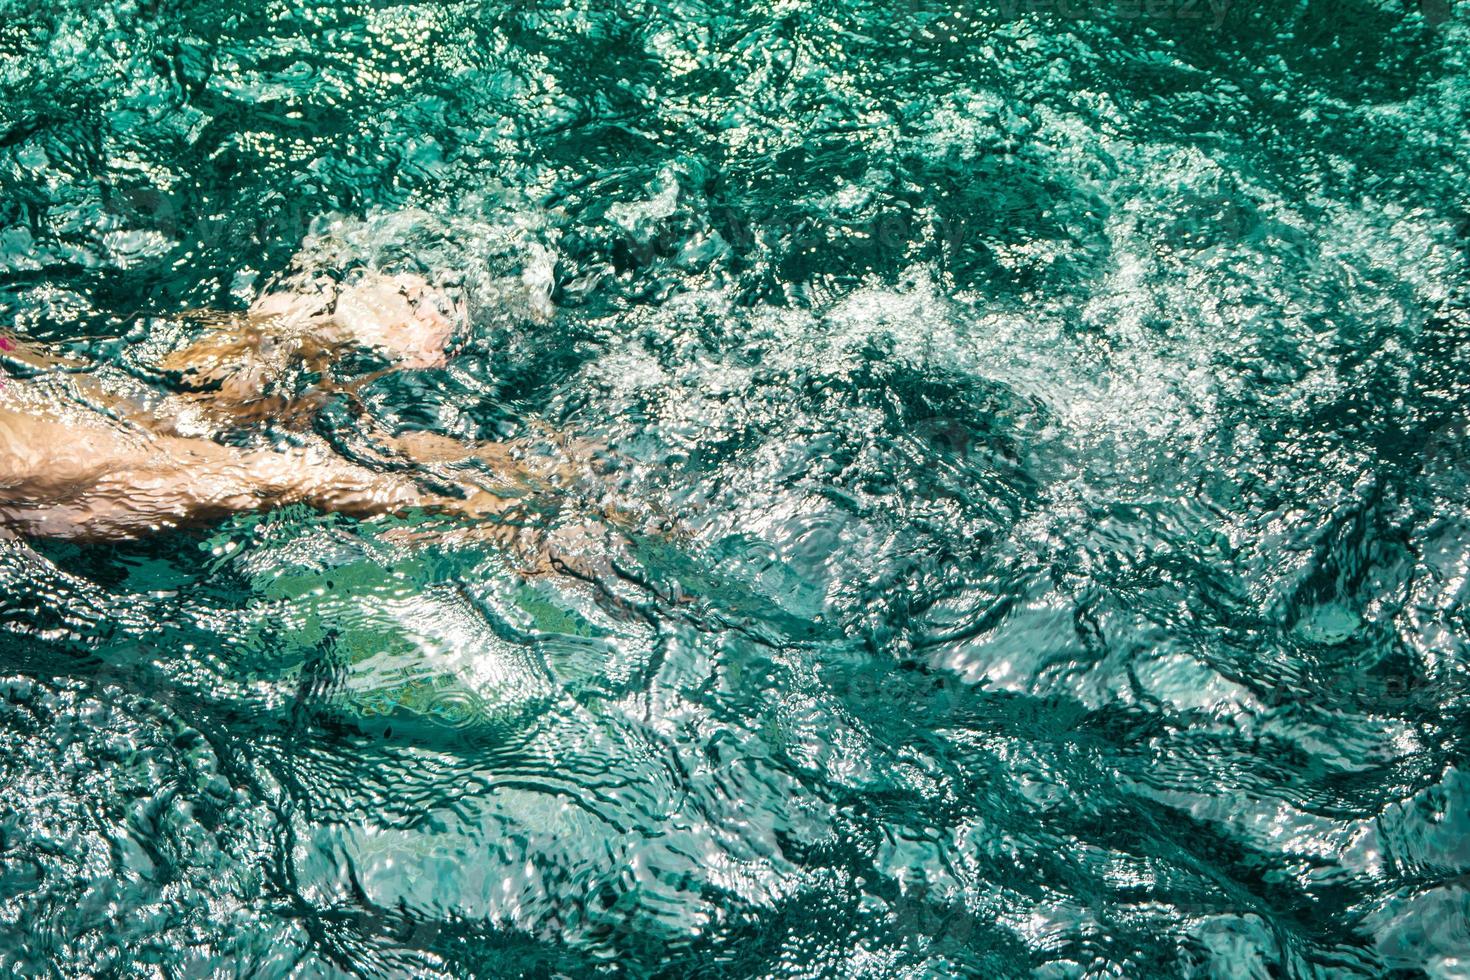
left=0, top=338, right=13, bottom=351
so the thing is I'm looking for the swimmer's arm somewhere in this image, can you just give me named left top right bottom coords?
left=0, top=409, right=498, bottom=541
left=374, top=424, right=615, bottom=501
left=373, top=426, right=672, bottom=583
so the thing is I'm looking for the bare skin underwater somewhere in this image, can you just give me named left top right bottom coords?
left=0, top=272, right=613, bottom=561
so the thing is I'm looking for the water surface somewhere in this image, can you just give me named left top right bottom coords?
left=2, top=0, right=1469, bottom=976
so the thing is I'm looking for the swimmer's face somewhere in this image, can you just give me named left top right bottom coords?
left=328, top=273, right=457, bottom=369
left=250, top=272, right=459, bottom=369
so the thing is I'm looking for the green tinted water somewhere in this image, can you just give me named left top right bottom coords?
left=3, top=0, right=1470, bottom=976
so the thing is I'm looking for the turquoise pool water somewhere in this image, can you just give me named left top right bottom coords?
left=3, top=0, right=1470, bottom=976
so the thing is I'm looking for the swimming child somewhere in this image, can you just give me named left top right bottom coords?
left=0, top=270, right=597, bottom=547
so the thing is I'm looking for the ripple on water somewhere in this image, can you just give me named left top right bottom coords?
left=3, top=0, right=1470, bottom=976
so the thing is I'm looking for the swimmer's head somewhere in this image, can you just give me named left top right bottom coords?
left=327, top=272, right=459, bottom=369
left=250, top=271, right=461, bottom=369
